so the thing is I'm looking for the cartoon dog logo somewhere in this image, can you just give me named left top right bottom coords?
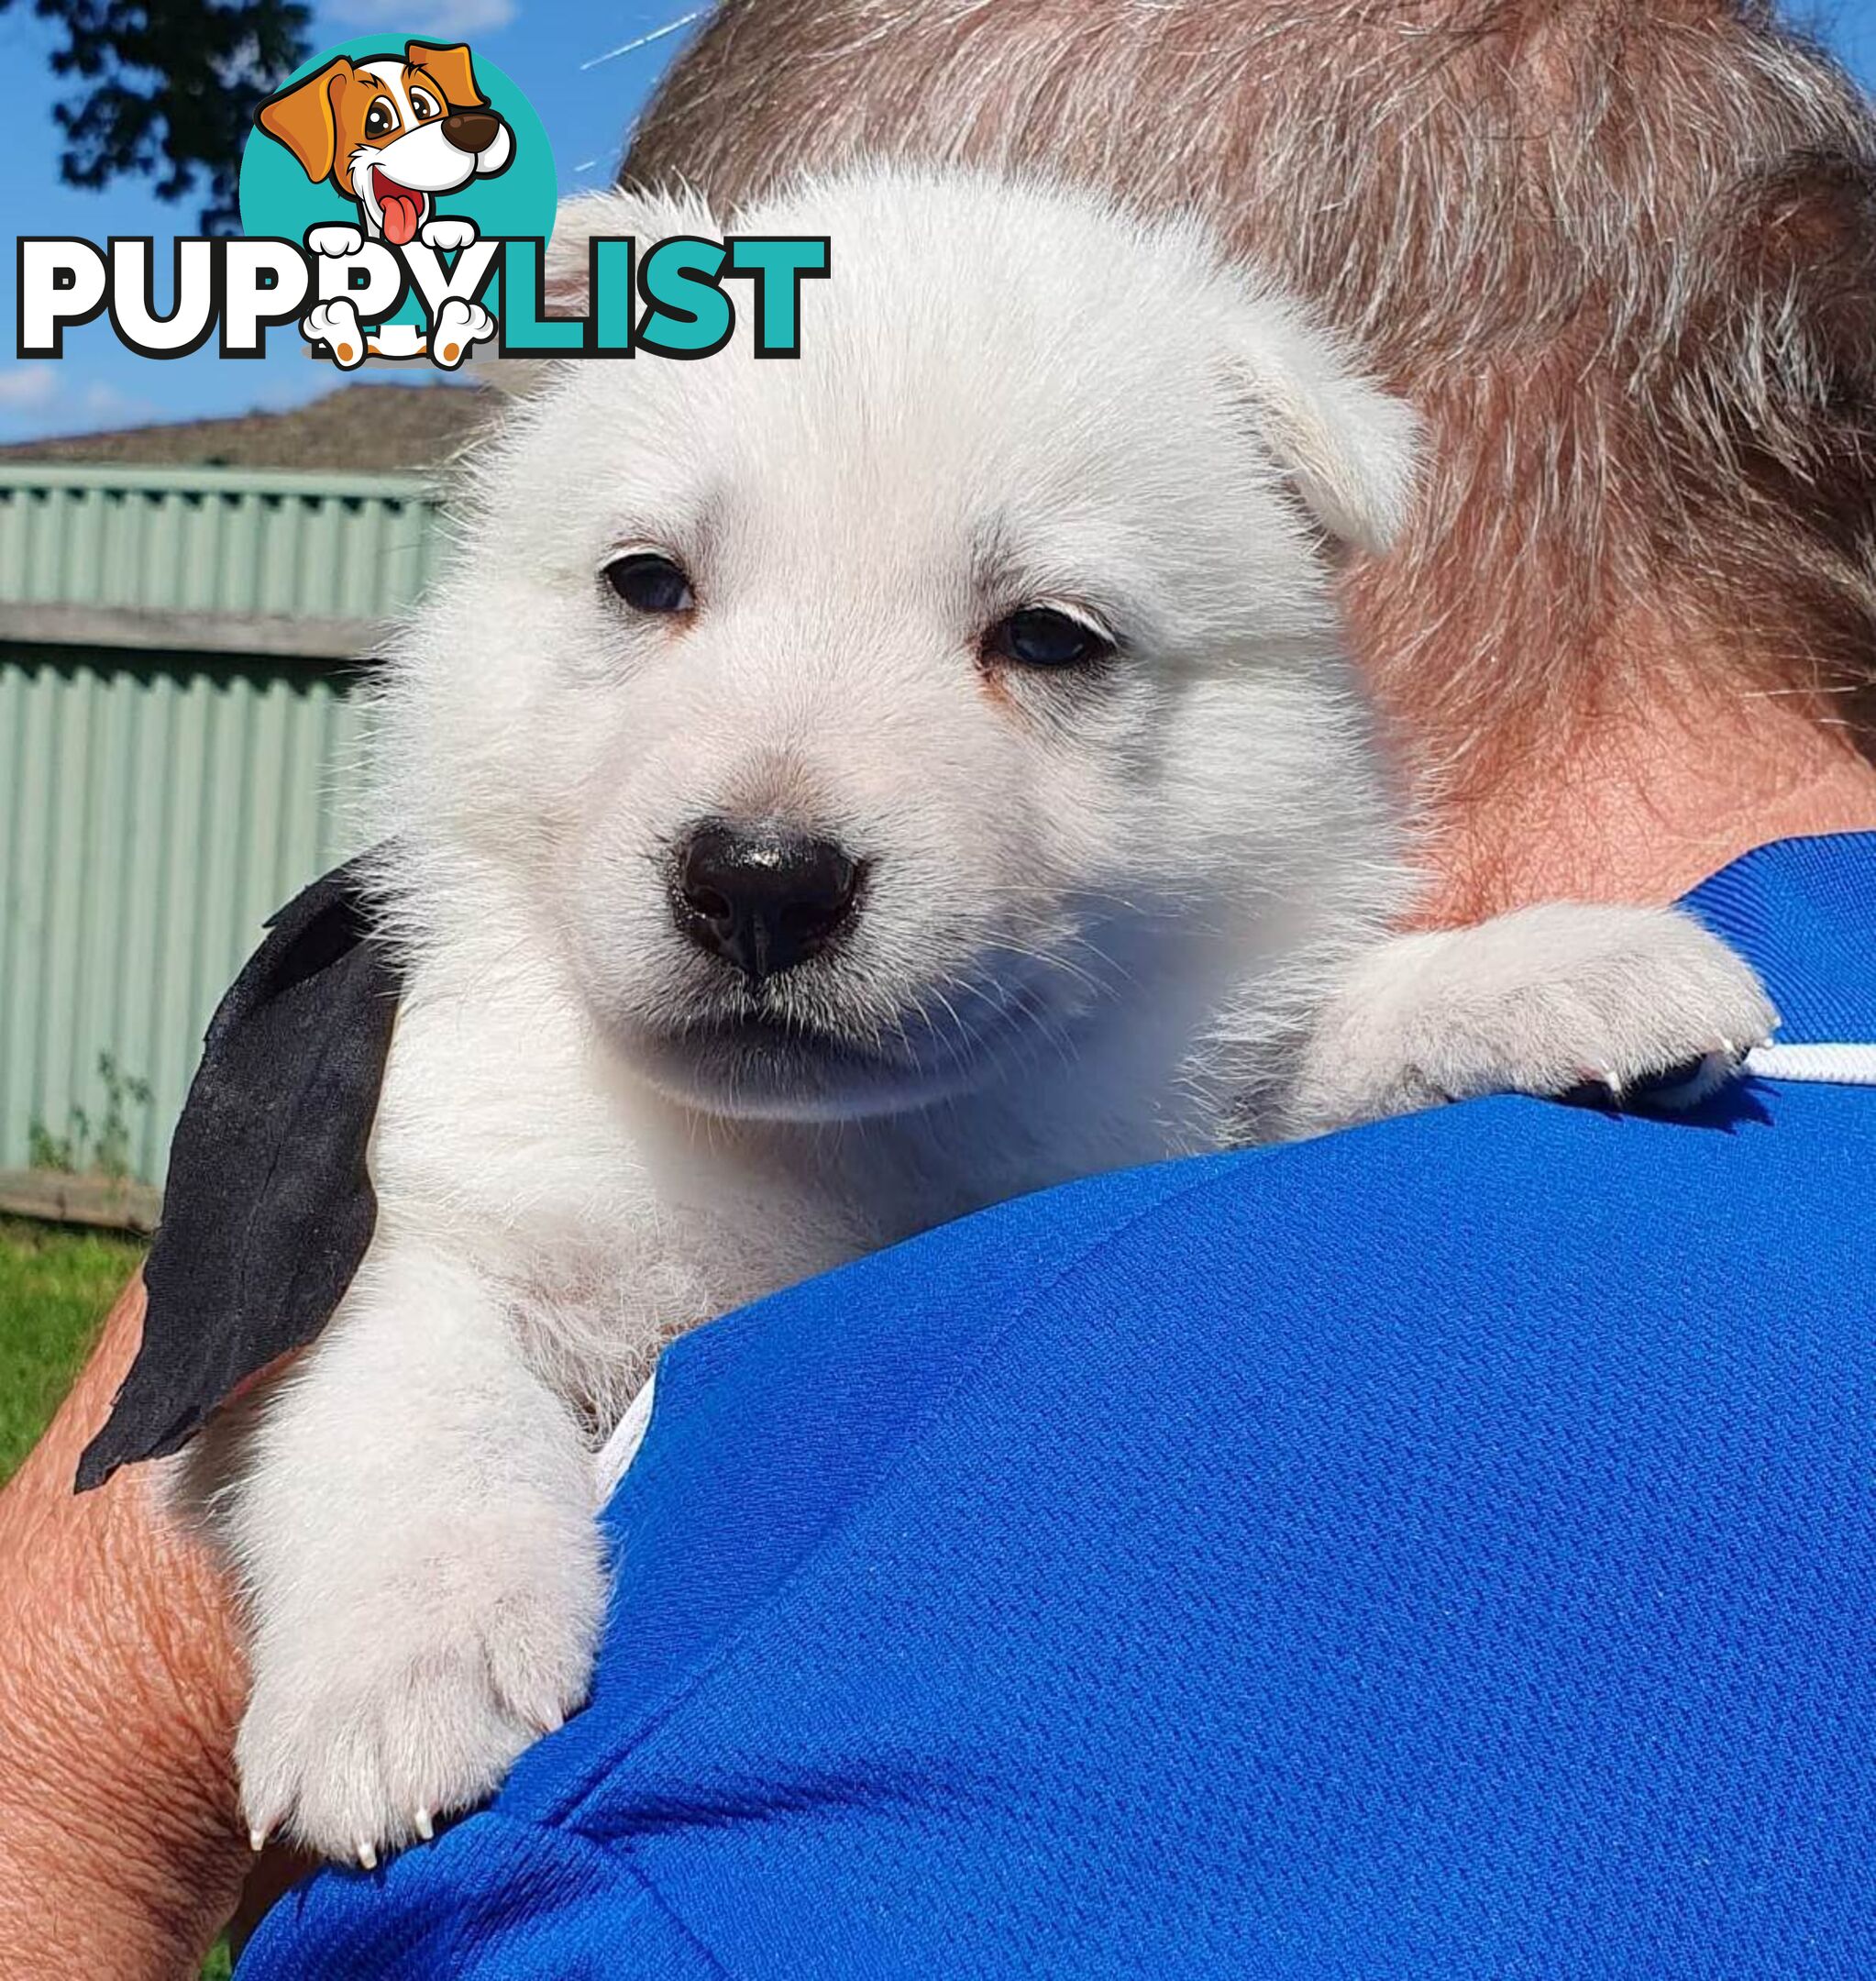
left=254, top=40, right=509, bottom=365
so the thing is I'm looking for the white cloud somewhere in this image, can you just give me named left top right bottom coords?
left=0, top=364, right=61, bottom=411
left=0, top=366, right=161, bottom=438
left=79, top=381, right=161, bottom=424
left=326, top=0, right=517, bottom=37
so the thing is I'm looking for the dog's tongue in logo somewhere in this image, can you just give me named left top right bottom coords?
left=253, top=39, right=517, bottom=252
left=373, top=168, right=425, bottom=246
left=245, top=37, right=541, bottom=370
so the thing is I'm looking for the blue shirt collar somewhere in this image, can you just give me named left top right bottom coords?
left=1682, top=832, right=1876, bottom=1046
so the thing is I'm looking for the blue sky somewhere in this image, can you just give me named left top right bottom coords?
left=2, top=0, right=1874, bottom=444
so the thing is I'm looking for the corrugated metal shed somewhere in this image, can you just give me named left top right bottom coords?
left=0, top=463, right=444, bottom=1185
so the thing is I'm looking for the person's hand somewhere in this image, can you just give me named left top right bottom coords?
left=0, top=1273, right=298, bottom=1975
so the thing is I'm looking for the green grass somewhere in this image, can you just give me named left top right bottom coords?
left=0, top=1213, right=143, bottom=1483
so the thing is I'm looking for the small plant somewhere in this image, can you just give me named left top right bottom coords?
left=26, top=1118, right=76, bottom=1174
left=26, top=1053, right=154, bottom=1184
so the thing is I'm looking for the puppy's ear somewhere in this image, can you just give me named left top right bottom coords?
left=1227, top=290, right=1421, bottom=557
left=477, top=183, right=722, bottom=393
left=542, top=183, right=722, bottom=311
left=406, top=39, right=486, bottom=110
left=254, top=58, right=352, bottom=184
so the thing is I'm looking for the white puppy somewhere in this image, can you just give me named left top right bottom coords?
left=185, top=166, right=1774, bottom=1862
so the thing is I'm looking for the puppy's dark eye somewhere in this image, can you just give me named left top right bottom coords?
left=409, top=88, right=441, bottom=120
left=984, top=605, right=1113, bottom=670
left=363, top=99, right=396, bottom=138
left=602, top=552, right=695, bottom=615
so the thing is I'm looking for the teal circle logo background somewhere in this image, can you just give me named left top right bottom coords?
left=237, top=37, right=557, bottom=337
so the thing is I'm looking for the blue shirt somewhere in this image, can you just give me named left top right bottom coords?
left=244, top=834, right=1876, bottom=1978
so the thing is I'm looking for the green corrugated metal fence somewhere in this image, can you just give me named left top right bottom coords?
left=0, top=464, right=446, bottom=1186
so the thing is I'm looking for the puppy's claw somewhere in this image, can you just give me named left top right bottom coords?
left=414, top=1808, right=435, bottom=1842
left=248, top=1823, right=270, bottom=1854
left=357, top=1840, right=379, bottom=1872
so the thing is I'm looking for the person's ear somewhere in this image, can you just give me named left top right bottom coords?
left=1226, top=287, right=1421, bottom=556
left=478, top=183, right=723, bottom=393
left=254, top=58, right=353, bottom=184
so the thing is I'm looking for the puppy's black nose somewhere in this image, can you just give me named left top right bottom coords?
left=673, top=820, right=861, bottom=983
left=441, top=109, right=502, bottom=155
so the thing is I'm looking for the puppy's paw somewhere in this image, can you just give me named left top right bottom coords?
left=1296, top=903, right=1778, bottom=1134
left=419, top=216, right=479, bottom=253
left=238, top=1513, right=605, bottom=1864
left=306, top=224, right=366, bottom=258
left=301, top=298, right=366, bottom=369
left=429, top=296, right=496, bottom=368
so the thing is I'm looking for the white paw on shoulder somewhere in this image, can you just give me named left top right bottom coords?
left=419, top=216, right=479, bottom=253
left=237, top=1506, right=606, bottom=1864
left=1294, top=902, right=1779, bottom=1134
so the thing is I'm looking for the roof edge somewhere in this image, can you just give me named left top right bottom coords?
left=0, top=462, right=442, bottom=502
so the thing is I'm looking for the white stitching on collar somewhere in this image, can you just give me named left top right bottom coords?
left=1745, top=1043, right=1876, bottom=1087
left=594, top=1372, right=658, bottom=1500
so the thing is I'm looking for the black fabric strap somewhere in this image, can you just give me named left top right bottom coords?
left=76, top=858, right=402, bottom=1492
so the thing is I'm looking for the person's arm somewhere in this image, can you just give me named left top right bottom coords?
left=0, top=1274, right=251, bottom=1975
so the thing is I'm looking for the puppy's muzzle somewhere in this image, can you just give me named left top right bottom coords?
left=672, top=818, right=863, bottom=984
left=441, top=109, right=504, bottom=158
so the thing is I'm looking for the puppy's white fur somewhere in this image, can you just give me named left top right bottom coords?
left=183, top=167, right=1774, bottom=1859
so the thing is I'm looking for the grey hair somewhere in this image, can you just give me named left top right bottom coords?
left=623, top=1, right=1876, bottom=788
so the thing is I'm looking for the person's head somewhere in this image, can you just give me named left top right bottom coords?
left=623, top=1, right=1876, bottom=901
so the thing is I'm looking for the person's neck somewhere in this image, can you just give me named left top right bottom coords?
left=1404, top=661, right=1876, bottom=928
